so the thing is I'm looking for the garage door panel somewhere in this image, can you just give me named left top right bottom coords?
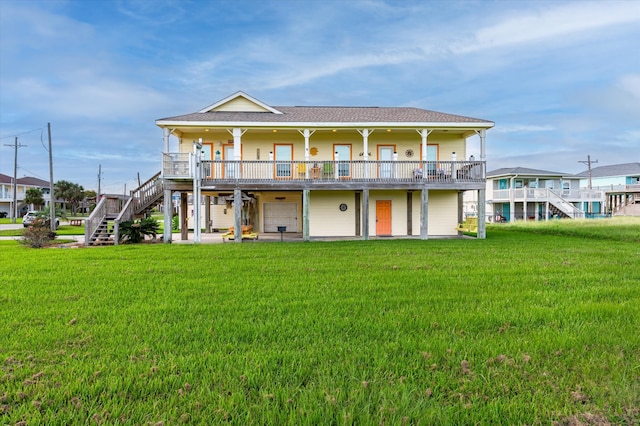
left=264, top=202, right=297, bottom=232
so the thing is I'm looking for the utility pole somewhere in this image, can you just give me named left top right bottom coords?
left=578, top=155, right=598, bottom=215
left=48, top=123, right=55, bottom=232
left=97, top=164, right=102, bottom=203
left=3, top=137, right=26, bottom=223
left=578, top=155, right=598, bottom=189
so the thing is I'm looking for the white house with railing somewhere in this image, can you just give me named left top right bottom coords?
left=0, top=173, right=53, bottom=219
left=484, top=167, right=606, bottom=222
left=575, top=162, right=640, bottom=216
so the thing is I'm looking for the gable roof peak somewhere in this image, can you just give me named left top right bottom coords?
left=199, top=91, right=283, bottom=114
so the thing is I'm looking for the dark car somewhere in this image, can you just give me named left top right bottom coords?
left=23, top=211, right=60, bottom=229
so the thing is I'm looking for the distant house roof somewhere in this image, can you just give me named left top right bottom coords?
left=575, top=162, right=640, bottom=178
left=487, top=167, right=574, bottom=178
left=157, top=91, right=494, bottom=128
left=17, top=176, right=50, bottom=187
left=0, top=174, right=50, bottom=186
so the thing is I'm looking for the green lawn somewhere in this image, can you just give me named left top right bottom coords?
left=1, top=219, right=639, bottom=424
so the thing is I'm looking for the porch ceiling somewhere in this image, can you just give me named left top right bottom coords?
left=166, top=126, right=481, bottom=139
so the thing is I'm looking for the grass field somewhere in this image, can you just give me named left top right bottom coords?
left=1, top=219, right=639, bottom=424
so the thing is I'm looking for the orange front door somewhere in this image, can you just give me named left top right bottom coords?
left=376, top=200, right=392, bottom=236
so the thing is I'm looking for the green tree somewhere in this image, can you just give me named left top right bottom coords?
left=84, top=189, right=98, bottom=213
left=24, top=188, right=45, bottom=210
left=54, top=180, right=85, bottom=215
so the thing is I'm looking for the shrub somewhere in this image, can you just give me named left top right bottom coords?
left=118, top=217, right=160, bottom=244
left=21, top=221, right=57, bottom=248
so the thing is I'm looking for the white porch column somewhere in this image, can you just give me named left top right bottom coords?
left=420, top=189, right=429, bottom=239
left=417, top=129, right=432, bottom=178
left=234, top=188, right=242, bottom=243
left=477, top=189, right=486, bottom=239
left=163, top=188, right=172, bottom=243
left=545, top=201, right=549, bottom=221
left=163, top=128, right=171, bottom=152
left=523, top=188, right=527, bottom=222
left=162, top=127, right=173, bottom=243
left=298, top=129, right=315, bottom=178
left=298, top=129, right=315, bottom=161
left=357, top=129, right=372, bottom=179
left=205, top=195, right=211, bottom=232
left=231, top=128, right=245, bottom=160
left=362, top=189, right=369, bottom=240
left=228, top=128, right=246, bottom=179
left=303, top=189, right=310, bottom=241
left=193, top=139, right=203, bottom=243
left=477, top=129, right=486, bottom=162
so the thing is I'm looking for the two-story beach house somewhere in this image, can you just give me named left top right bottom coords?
left=0, top=173, right=53, bottom=219
left=157, top=91, right=493, bottom=242
left=485, top=167, right=606, bottom=222
left=575, top=162, right=640, bottom=216
left=84, top=92, right=493, bottom=245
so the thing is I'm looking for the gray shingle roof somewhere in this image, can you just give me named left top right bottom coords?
left=487, top=167, right=571, bottom=178
left=17, top=176, right=50, bottom=186
left=0, top=173, right=12, bottom=184
left=575, top=162, right=640, bottom=178
left=157, top=106, right=492, bottom=125
left=0, top=174, right=50, bottom=186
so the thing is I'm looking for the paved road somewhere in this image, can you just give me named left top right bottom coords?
left=0, top=223, right=23, bottom=231
left=0, top=222, right=85, bottom=243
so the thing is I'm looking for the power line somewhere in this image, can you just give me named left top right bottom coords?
left=0, top=127, right=45, bottom=140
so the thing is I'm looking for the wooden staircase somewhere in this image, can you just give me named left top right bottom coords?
left=85, top=172, right=163, bottom=246
left=548, top=204, right=570, bottom=219
left=88, top=215, right=118, bottom=245
left=133, top=172, right=163, bottom=216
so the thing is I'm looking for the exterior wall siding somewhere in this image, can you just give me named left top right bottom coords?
left=180, top=130, right=466, bottom=163
left=426, top=191, right=459, bottom=236
left=309, top=191, right=356, bottom=236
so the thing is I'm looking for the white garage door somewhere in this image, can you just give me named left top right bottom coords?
left=264, top=202, right=298, bottom=232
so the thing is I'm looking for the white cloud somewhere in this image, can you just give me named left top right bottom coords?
left=494, top=125, right=555, bottom=134
left=453, top=1, right=640, bottom=54
left=618, top=74, right=640, bottom=100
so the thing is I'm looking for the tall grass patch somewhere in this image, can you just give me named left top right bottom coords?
left=1, top=220, right=639, bottom=424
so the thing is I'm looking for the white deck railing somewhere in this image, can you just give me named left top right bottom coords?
left=492, top=188, right=605, bottom=202
left=162, top=154, right=485, bottom=184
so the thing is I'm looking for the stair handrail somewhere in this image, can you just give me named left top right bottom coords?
left=85, top=196, right=125, bottom=245
left=113, top=196, right=135, bottom=245
left=132, top=171, right=163, bottom=214
left=85, top=196, right=108, bottom=245
left=547, top=189, right=584, bottom=218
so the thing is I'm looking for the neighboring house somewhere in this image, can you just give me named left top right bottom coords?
left=0, top=173, right=54, bottom=218
left=484, top=167, right=606, bottom=222
left=154, top=91, right=494, bottom=242
left=575, top=162, right=640, bottom=216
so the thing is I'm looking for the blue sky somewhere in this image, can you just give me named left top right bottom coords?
left=1, top=0, right=639, bottom=193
